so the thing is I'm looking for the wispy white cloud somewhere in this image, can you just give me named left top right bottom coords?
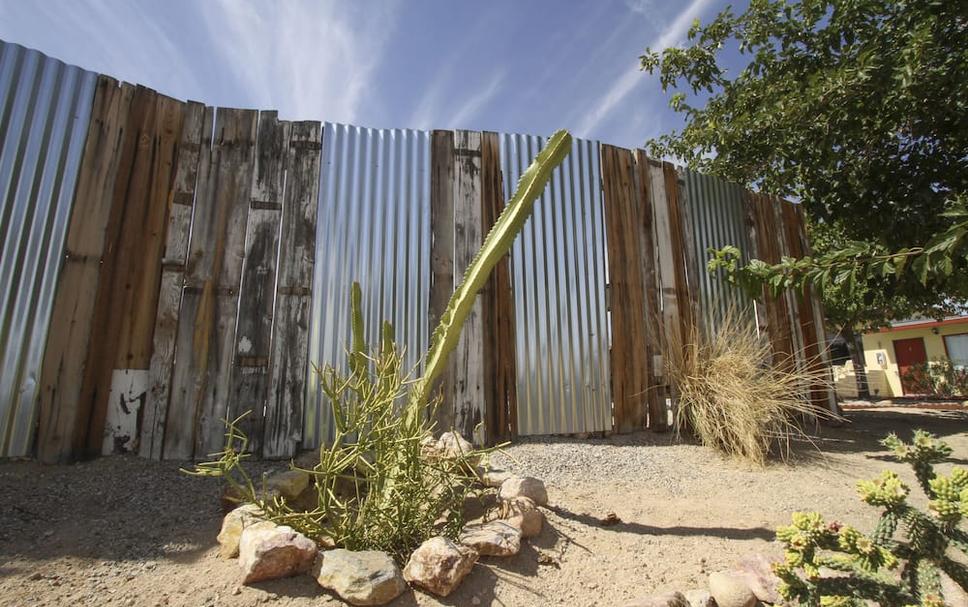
left=196, top=0, right=398, bottom=123
left=0, top=0, right=206, bottom=98
left=447, top=70, right=505, bottom=129
left=574, top=0, right=715, bottom=138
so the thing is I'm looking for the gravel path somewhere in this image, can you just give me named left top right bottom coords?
left=1, top=408, right=965, bottom=607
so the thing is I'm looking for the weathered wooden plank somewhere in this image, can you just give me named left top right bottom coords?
left=662, top=162, right=695, bottom=345
left=164, top=108, right=257, bottom=460
left=480, top=131, right=517, bottom=444
left=140, top=101, right=207, bottom=459
left=451, top=130, right=485, bottom=443
left=600, top=145, right=648, bottom=433
left=797, top=205, right=840, bottom=414
left=99, top=93, right=185, bottom=454
left=784, top=202, right=839, bottom=413
left=36, top=76, right=133, bottom=463
left=428, top=130, right=455, bottom=434
left=747, top=193, right=794, bottom=364
left=773, top=197, right=806, bottom=374
left=632, top=150, right=666, bottom=431
left=676, top=167, right=702, bottom=333
left=79, top=85, right=170, bottom=455
left=262, top=120, right=322, bottom=458
left=228, top=111, right=290, bottom=456
left=649, top=160, right=681, bottom=360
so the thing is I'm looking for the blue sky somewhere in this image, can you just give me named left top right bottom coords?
left=0, top=0, right=738, bottom=149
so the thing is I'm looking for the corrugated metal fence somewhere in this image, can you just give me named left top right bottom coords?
left=501, top=134, right=611, bottom=436
left=305, top=124, right=431, bottom=449
left=0, top=38, right=831, bottom=460
left=0, top=42, right=95, bottom=457
left=682, top=167, right=756, bottom=331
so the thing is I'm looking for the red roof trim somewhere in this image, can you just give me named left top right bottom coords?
left=877, top=317, right=968, bottom=333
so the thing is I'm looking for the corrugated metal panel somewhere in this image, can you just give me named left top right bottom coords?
left=682, top=167, right=756, bottom=331
left=0, top=41, right=96, bottom=457
left=501, top=134, right=611, bottom=435
left=304, top=124, right=431, bottom=448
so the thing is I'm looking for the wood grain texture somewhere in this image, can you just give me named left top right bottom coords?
left=632, top=150, right=666, bottom=431
left=785, top=202, right=838, bottom=413
left=480, top=131, right=517, bottom=444
left=661, top=162, right=695, bottom=346
left=36, top=77, right=133, bottom=463
left=428, top=130, right=455, bottom=434
left=600, top=145, right=648, bottom=433
left=164, top=108, right=257, bottom=460
left=451, top=130, right=485, bottom=443
left=140, top=101, right=206, bottom=459
left=80, top=86, right=188, bottom=455
left=747, top=193, right=794, bottom=365
left=263, top=120, right=321, bottom=459
left=228, top=111, right=290, bottom=455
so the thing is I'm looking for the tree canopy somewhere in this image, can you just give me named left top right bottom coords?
left=641, top=0, right=968, bottom=331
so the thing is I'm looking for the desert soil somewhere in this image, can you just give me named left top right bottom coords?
left=1, top=407, right=966, bottom=607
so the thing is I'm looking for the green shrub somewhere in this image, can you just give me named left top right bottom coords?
left=901, top=360, right=968, bottom=398
left=774, top=430, right=968, bottom=606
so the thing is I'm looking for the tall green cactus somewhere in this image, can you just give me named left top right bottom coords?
left=406, top=129, right=572, bottom=422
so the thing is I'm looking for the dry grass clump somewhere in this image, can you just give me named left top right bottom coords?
left=663, top=310, right=836, bottom=465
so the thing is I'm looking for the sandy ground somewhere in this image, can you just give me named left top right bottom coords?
left=2, top=408, right=967, bottom=607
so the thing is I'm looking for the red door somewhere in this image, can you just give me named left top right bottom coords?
left=893, top=337, right=928, bottom=395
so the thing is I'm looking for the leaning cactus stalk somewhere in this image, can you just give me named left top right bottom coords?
left=187, top=131, right=572, bottom=562
left=774, top=430, right=968, bottom=607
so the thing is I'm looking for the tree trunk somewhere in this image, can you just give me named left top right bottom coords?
left=842, top=326, right=871, bottom=398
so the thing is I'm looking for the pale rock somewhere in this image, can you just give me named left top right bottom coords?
left=459, top=521, right=521, bottom=557
left=683, top=589, right=716, bottom=607
left=481, top=468, right=513, bottom=488
left=217, top=504, right=265, bottom=558
left=403, top=536, right=478, bottom=597
left=731, top=553, right=781, bottom=604
left=708, top=572, right=756, bottom=607
left=497, top=497, right=543, bottom=538
left=238, top=521, right=316, bottom=584
left=624, top=591, right=690, bottom=607
left=438, top=431, right=478, bottom=463
left=265, top=470, right=310, bottom=501
left=313, top=549, right=405, bottom=606
left=498, top=476, right=548, bottom=507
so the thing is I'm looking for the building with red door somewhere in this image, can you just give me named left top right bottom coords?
left=834, top=316, right=968, bottom=398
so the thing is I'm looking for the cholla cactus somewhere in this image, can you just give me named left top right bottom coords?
left=774, top=431, right=968, bottom=606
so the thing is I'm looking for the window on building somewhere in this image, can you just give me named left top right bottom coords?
left=944, top=334, right=968, bottom=369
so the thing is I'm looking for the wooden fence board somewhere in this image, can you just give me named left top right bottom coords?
left=452, top=130, right=484, bottom=443
left=632, top=150, right=666, bottom=430
left=228, top=111, right=290, bottom=455
left=140, top=101, right=206, bottom=459
left=649, top=160, right=681, bottom=368
left=662, top=162, right=695, bottom=344
left=786, top=203, right=839, bottom=413
left=165, top=108, right=257, bottom=460
left=747, top=193, right=794, bottom=363
left=79, top=86, right=191, bottom=455
left=429, top=130, right=455, bottom=434
left=480, top=131, right=517, bottom=444
left=601, top=145, right=648, bottom=433
left=263, top=120, right=322, bottom=458
left=100, top=93, right=185, bottom=455
left=36, top=77, right=133, bottom=463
